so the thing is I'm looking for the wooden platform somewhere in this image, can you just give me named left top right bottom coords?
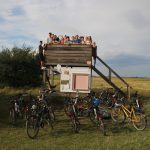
left=44, top=44, right=92, bottom=67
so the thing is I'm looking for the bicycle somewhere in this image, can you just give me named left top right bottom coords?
left=89, top=91, right=107, bottom=135
left=111, top=92, right=147, bottom=131
left=75, top=94, right=92, bottom=117
left=9, top=93, right=31, bottom=125
left=64, top=93, right=80, bottom=133
left=99, top=88, right=114, bottom=107
left=26, top=89, right=55, bottom=139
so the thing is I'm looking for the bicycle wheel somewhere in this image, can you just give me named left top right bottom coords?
left=111, top=107, right=126, bottom=123
left=71, top=116, right=80, bottom=133
left=132, top=113, right=147, bottom=131
left=9, top=108, right=16, bottom=125
left=26, top=115, right=39, bottom=139
left=97, top=117, right=106, bottom=136
left=48, top=106, right=55, bottom=122
left=89, top=109, right=97, bottom=124
left=64, top=105, right=72, bottom=116
left=46, top=110, right=54, bottom=129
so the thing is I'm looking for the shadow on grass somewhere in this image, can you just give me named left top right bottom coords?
left=0, top=93, right=12, bottom=128
left=0, top=92, right=150, bottom=140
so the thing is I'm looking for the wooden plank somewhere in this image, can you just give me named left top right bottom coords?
left=45, top=54, right=91, bottom=58
left=46, top=56, right=90, bottom=60
left=46, top=58, right=91, bottom=61
left=45, top=48, right=92, bottom=51
left=45, top=61, right=88, bottom=65
left=44, top=45, right=92, bottom=66
left=46, top=55, right=91, bottom=59
left=45, top=62, right=89, bottom=66
left=45, top=49, right=92, bottom=52
left=45, top=51, right=92, bottom=57
left=45, top=57, right=90, bottom=61
left=46, top=44, right=92, bottom=48
left=46, top=48, right=92, bottom=51
left=45, top=58, right=92, bottom=62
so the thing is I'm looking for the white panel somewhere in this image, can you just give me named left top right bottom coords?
left=60, top=67, right=91, bottom=93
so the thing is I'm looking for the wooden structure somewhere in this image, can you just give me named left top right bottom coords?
left=44, top=44, right=92, bottom=67
left=43, top=44, right=132, bottom=98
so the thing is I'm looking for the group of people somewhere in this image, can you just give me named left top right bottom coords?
left=47, top=32, right=93, bottom=45
left=39, top=32, right=97, bottom=69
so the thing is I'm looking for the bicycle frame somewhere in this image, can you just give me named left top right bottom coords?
left=120, top=104, right=139, bottom=122
left=65, top=99, right=77, bottom=118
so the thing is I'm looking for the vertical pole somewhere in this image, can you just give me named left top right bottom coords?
left=90, top=66, right=92, bottom=92
left=109, top=69, right=111, bottom=81
left=127, top=86, right=130, bottom=100
left=43, top=69, right=46, bottom=88
left=90, top=53, right=92, bottom=92
left=51, top=66, right=54, bottom=86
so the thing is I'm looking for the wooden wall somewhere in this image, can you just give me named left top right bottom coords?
left=44, top=44, right=92, bottom=67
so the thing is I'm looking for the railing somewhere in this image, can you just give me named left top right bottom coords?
left=94, top=56, right=132, bottom=99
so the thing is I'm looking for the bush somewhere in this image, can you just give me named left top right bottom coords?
left=0, top=46, right=41, bottom=87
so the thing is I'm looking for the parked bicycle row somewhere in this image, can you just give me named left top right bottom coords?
left=9, top=88, right=147, bottom=139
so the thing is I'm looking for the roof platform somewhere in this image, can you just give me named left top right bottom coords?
left=44, top=44, right=92, bottom=67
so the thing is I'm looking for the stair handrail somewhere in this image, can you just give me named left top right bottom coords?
left=96, top=56, right=132, bottom=88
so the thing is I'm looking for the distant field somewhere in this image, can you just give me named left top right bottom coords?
left=92, top=76, right=150, bottom=97
left=0, top=77, right=150, bottom=150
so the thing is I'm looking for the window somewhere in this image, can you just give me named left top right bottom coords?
left=72, top=74, right=89, bottom=91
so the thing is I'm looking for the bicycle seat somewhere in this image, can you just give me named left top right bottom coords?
left=40, top=89, right=51, bottom=94
left=115, top=103, right=122, bottom=107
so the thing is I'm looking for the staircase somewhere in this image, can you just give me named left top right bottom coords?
left=92, top=56, right=132, bottom=99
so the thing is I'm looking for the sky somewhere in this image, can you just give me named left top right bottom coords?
left=0, top=0, right=150, bottom=77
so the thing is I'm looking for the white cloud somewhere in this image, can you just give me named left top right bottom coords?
left=0, top=0, right=150, bottom=76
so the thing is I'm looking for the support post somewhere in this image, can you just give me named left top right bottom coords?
left=42, top=69, right=46, bottom=88
left=127, top=86, right=131, bottom=100
left=50, top=66, right=54, bottom=86
left=109, top=69, right=111, bottom=81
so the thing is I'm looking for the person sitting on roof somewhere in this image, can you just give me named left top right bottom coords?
left=73, top=35, right=81, bottom=44
left=64, top=36, right=70, bottom=44
left=80, top=36, right=85, bottom=44
left=70, top=36, right=75, bottom=44
left=85, top=36, right=92, bottom=45
left=47, top=32, right=53, bottom=44
left=58, top=35, right=64, bottom=44
left=53, top=35, right=60, bottom=43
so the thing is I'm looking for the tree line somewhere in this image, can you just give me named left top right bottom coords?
left=0, top=46, right=41, bottom=87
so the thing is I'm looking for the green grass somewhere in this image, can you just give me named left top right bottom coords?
left=0, top=77, right=150, bottom=150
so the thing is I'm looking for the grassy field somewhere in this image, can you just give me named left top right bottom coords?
left=0, top=77, right=150, bottom=150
